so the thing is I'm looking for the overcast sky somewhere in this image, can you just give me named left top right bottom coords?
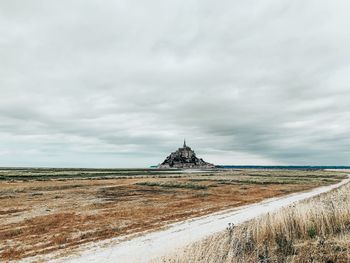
left=1, top=0, right=350, bottom=167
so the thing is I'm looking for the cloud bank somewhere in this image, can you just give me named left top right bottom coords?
left=1, top=0, right=350, bottom=167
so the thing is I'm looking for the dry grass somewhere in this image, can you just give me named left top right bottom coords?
left=155, top=180, right=350, bottom=263
left=0, top=169, right=347, bottom=261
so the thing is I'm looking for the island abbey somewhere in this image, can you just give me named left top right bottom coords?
left=158, top=140, right=215, bottom=169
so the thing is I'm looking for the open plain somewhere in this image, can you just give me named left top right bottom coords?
left=156, top=173, right=350, bottom=263
left=0, top=168, right=347, bottom=262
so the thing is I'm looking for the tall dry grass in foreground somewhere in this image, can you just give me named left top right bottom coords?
left=155, top=182, right=350, bottom=263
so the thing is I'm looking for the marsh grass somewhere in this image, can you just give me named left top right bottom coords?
left=1, top=169, right=346, bottom=261
left=0, top=168, right=187, bottom=181
left=190, top=176, right=339, bottom=186
left=155, top=181, right=350, bottom=263
left=136, top=181, right=208, bottom=190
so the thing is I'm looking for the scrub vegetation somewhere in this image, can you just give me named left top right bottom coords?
left=155, top=178, right=350, bottom=263
left=0, top=168, right=347, bottom=261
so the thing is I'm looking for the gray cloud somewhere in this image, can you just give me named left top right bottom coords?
left=1, top=0, right=350, bottom=167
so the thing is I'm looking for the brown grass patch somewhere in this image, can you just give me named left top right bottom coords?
left=155, top=180, right=350, bottom=263
left=0, top=169, right=346, bottom=261
left=1, top=247, right=25, bottom=261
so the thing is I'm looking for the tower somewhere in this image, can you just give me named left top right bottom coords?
left=183, top=139, right=186, bottom=148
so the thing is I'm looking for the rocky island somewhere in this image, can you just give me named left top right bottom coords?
left=158, top=140, right=215, bottom=169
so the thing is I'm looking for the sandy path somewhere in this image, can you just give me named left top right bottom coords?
left=48, top=176, right=349, bottom=263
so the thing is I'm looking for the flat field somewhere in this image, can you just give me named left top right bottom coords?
left=0, top=168, right=347, bottom=261
left=156, top=172, right=350, bottom=263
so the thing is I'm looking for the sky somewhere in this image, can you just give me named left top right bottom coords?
left=1, top=0, right=350, bottom=167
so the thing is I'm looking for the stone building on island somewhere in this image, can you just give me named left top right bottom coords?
left=158, top=140, right=215, bottom=169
